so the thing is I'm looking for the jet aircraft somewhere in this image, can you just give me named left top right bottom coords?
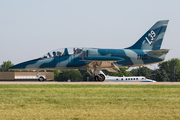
left=10, top=20, right=170, bottom=81
left=99, top=71, right=156, bottom=82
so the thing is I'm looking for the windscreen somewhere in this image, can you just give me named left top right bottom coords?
left=41, top=47, right=84, bottom=58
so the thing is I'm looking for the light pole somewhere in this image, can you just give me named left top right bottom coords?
left=174, top=66, right=175, bottom=82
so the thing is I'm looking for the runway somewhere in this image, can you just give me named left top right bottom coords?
left=0, top=81, right=180, bottom=85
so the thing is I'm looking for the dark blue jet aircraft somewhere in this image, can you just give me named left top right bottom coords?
left=10, top=20, right=170, bottom=81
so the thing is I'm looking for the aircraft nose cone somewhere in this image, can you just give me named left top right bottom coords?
left=9, top=61, right=31, bottom=70
left=9, top=64, right=24, bottom=70
left=9, top=58, right=40, bottom=70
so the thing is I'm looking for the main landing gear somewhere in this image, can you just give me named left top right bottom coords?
left=87, top=69, right=105, bottom=82
left=94, top=74, right=105, bottom=81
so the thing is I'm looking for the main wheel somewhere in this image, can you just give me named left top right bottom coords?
left=94, top=74, right=105, bottom=81
left=38, top=76, right=45, bottom=82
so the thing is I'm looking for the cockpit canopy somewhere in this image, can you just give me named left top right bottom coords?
left=41, top=47, right=84, bottom=58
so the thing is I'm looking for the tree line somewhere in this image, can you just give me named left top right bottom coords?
left=1, top=58, right=180, bottom=82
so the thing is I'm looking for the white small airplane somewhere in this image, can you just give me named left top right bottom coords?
left=100, top=71, right=156, bottom=82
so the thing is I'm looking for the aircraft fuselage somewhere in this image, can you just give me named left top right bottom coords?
left=10, top=48, right=168, bottom=70
left=9, top=20, right=170, bottom=81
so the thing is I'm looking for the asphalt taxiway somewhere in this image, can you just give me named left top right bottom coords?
left=0, top=82, right=180, bottom=85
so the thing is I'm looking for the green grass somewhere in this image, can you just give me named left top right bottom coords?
left=0, top=84, right=180, bottom=120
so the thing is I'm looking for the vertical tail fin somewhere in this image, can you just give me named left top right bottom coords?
left=125, top=20, right=169, bottom=50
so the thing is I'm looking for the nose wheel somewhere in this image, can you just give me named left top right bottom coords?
left=94, top=74, right=105, bottom=81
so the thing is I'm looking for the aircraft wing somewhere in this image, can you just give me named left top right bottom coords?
left=84, top=61, right=120, bottom=72
left=105, top=68, right=118, bottom=72
left=82, top=56, right=124, bottom=72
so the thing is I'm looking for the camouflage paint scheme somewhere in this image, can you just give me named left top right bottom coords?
left=10, top=20, right=169, bottom=80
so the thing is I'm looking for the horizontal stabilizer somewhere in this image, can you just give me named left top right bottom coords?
left=83, top=56, right=124, bottom=61
left=149, top=49, right=170, bottom=54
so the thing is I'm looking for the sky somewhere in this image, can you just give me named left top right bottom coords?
left=0, top=0, right=180, bottom=69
